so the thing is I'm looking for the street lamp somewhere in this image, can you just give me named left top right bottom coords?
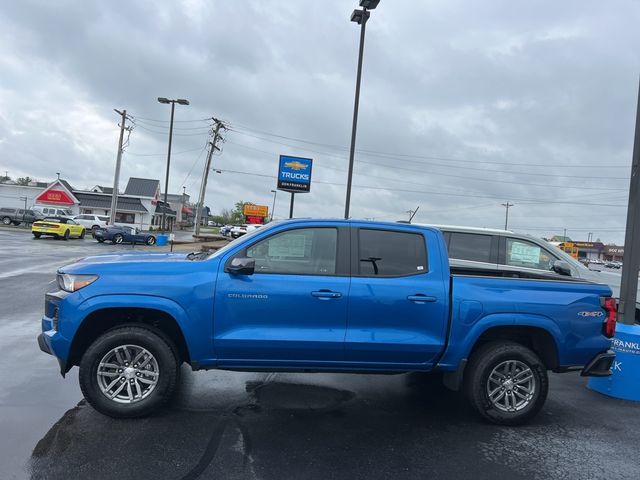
left=157, top=97, right=190, bottom=231
left=270, top=189, right=278, bottom=222
left=344, top=0, right=380, bottom=219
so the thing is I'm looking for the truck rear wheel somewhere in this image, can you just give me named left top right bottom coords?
left=79, top=326, right=179, bottom=418
left=464, top=341, right=548, bottom=425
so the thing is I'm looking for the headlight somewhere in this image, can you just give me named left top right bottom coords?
left=57, top=273, right=98, bottom=292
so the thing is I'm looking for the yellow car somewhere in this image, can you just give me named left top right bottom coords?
left=32, top=216, right=86, bottom=240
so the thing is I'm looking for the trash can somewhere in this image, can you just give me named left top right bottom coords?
left=156, top=234, right=168, bottom=247
left=588, top=323, right=640, bottom=401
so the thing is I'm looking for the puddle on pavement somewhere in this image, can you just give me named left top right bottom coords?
left=247, top=381, right=355, bottom=411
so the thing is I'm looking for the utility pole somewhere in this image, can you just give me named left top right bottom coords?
left=109, top=109, right=127, bottom=226
left=270, top=189, right=277, bottom=222
left=501, top=202, right=514, bottom=230
left=563, top=228, right=567, bottom=242
left=194, top=119, right=226, bottom=236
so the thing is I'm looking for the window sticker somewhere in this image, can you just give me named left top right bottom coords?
left=509, top=242, right=541, bottom=264
left=268, top=234, right=307, bottom=258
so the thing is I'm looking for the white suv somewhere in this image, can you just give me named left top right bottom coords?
left=73, top=214, right=110, bottom=231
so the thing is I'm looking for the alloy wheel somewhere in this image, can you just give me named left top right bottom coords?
left=96, top=344, right=160, bottom=404
left=486, top=359, right=535, bottom=412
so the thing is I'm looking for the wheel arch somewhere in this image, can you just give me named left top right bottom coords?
left=468, top=325, right=560, bottom=371
left=67, top=306, right=192, bottom=372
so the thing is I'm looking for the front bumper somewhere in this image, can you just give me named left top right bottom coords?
left=580, top=350, right=615, bottom=377
left=37, top=332, right=69, bottom=376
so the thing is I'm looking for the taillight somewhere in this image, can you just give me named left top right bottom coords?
left=601, top=297, right=617, bottom=338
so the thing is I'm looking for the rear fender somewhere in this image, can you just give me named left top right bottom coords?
left=438, top=313, right=562, bottom=370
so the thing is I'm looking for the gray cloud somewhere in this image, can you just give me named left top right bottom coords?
left=0, top=0, right=639, bottom=243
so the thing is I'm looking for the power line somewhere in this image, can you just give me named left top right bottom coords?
left=226, top=123, right=631, bottom=170
left=129, top=115, right=211, bottom=124
left=225, top=138, right=627, bottom=192
left=226, top=131, right=629, bottom=182
left=214, top=168, right=626, bottom=207
left=126, top=146, right=206, bottom=157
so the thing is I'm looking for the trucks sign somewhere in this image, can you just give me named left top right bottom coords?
left=277, top=155, right=313, bottom=193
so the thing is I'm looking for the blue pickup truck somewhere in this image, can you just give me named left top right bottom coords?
left=38, top=219, right=616, bottom=425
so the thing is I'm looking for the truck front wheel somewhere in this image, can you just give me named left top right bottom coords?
left=464, top=341, right=548, bottom=425
left=79, top=326, right=179, bottom=418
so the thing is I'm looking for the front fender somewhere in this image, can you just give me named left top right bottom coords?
left=59, top=294, right=213, bottom=367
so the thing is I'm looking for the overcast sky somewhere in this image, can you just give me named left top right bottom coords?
left=1, top=0, right=639, bottom=243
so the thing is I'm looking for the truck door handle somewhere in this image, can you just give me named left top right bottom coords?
left=311, top=290, right=342, bottom=299
left=407, top=294, right=437, bottom=303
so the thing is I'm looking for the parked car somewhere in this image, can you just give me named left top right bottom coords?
left=94, top=225, right=156, bottom=245
left=73, top=214, right=110, bottom=232
left=422, top=224, right=638, bottom=322
left=32, top=206, right=74, bottom=218
left=38, top=219, right=614, bottom=425
left=230, top=224, right=262, bottom=238
left=219, top=225, right=233, bottom=237
left=0, top=207, right=43, bottom=225
left=32, top=217, right=86, bottom=240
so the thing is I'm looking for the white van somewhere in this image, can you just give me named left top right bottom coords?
left=32, top=206, right=74, bottom=217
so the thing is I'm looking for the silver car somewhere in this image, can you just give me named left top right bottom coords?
left=419, top=224, right=634, bottom=320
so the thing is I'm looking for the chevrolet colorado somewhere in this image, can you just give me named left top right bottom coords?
left=38, top=219, right=615, bottom=424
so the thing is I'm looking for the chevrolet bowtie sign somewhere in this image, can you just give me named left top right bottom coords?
left=277, top=155, right=313, bottom=193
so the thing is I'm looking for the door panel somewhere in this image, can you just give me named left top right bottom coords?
left=345, top=227, right=449, bottom=366
left=214, top=273, right=349, bottom=362
left=213, top=226, right=350, bottom=364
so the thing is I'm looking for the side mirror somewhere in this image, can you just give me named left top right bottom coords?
left=552, top=260, right=572, bottom=276
left=227, top=257, right=255, bottom=275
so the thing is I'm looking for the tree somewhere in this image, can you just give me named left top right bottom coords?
left=16, top=176, right=32, bottom=186
left=230, top=201, right=248, bottom=224
left=0, top=175, right=11, bottom=183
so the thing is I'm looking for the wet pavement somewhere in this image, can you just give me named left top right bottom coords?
left=1, top=228, right=640, bottom=479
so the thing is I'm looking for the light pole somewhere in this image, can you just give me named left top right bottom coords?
left=270, top=189, right=278, bottom=222
left=158, top=97, right=189, bottom=231
left=344, top=0, right=380, bottom=219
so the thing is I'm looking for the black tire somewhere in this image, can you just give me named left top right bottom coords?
left=63, top=229, right=70, bottom=240
left=112, top=233, right=123, bottom=244
left=97, top=238, right=104, bottom=243
left=1, top=216, right=11, bottom=225
left=464, top=341, right=548, bottom=425
left=79, top=326, right=179, bottom=418
left=79, top=229, right=86, bottom=239
left=33, top=232, right=41, bottom=239
left=146, top=236, right=156, bottom=246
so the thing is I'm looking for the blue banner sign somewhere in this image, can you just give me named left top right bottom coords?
left=277, top=155, right=313, bottom=193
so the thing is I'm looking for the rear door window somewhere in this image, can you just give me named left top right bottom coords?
left=357, top=229, right=427, bottom=277
left=448, top=232, right=493, bottom=263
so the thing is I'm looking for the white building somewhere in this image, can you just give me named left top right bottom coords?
left=0, top=177, right=185, bottom=230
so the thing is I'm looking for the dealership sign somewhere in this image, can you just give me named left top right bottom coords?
left=277, top=155, right=313, bottom=193
left=243, top=204, right=269, bottom=218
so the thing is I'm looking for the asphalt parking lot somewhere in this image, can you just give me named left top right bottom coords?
left=1, top=227, right=640, bottom=480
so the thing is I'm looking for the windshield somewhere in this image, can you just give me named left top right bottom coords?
left=209, top=221, right=281, bottom=259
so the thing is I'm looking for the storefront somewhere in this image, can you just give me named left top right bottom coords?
left=603, top=245, right=624, bottom=262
